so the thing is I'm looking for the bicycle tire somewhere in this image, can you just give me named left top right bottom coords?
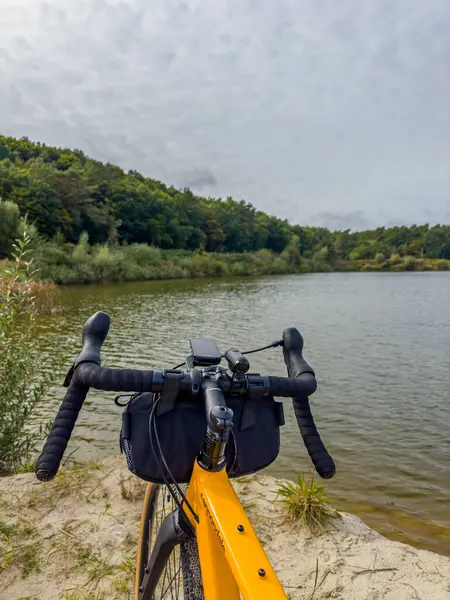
left=135, top=483, right=204, bottom=600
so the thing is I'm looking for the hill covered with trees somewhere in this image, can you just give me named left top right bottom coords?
left=0, top=135, right=449, bottom=283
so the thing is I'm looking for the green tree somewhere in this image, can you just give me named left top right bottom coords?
left=0, top=200, right=20, bottom=257
left=0, top=135, right=449, bottom=268
left=424, top=226, right=450, bottom=259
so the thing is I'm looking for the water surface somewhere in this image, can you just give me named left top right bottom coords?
left=36, top=273, right=450, bottom=555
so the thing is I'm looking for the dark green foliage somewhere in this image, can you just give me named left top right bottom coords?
left=0, top=200, right=20, bottom=256
left=0, top=135, right=449, bottom=274
left=0, top=136, right=293, bottom=256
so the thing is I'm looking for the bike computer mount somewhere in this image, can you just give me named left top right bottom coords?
left=187, top=338, right=250, bottom=376
left=189, top=338, right=222, bottom=367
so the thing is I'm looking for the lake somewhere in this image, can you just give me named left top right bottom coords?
left=36, top=272, right=450, bottom=556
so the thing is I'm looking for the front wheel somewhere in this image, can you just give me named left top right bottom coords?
left=135, top=483, right=204, bottom=600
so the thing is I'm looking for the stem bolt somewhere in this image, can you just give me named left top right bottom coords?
left=258, top=568, right=266, bottom=577
left=237, top=524, right=244, bottom=532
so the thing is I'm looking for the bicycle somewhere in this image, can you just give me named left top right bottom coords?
left=35, top=311, right=335, bottom=599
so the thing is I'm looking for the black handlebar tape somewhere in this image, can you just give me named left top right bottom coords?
left=282, top=327, right=336, bottom=480
left=75, top=362, right=156, bottom=392
left=293, top=397, right=336, bottom=479
left=269, top=374, right=317, bottom=397
left=35, top=380, right=89, bottom=481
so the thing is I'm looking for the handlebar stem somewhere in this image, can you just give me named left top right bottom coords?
left=198, top=375, right=234, bottom=471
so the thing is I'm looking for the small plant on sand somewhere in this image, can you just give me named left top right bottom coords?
left=276, top=472, right=339, bottom=532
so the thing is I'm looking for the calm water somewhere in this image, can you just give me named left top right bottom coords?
left=36, top=273, right=450, bottom=555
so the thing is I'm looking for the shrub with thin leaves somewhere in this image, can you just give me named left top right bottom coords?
left=276, top=472, right=339, bottom=532
left=0, top=219, right=59, bottom=472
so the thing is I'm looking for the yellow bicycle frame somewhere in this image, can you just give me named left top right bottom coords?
left=183, top=461, right=288, bottom=600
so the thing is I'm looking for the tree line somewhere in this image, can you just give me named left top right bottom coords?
left=1, top=135, right=449, bottom=262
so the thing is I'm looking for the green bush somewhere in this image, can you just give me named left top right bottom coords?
left=401, top=255, right=417, bottom=271
left=72, top=232, right=90, bottom=262
left=122, top=243, right=162, bottom=265
left=436, top=259, right=450, bottom=271
left=0, top=221, right=61, bottom=471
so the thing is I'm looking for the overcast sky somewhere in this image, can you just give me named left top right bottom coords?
left=1, top=0, right=449, bottom=230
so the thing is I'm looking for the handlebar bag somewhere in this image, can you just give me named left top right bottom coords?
left=120, top=391, right=285, bottom=484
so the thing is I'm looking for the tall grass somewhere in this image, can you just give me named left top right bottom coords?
left=0, top=220, right=60, bottom=472
left=340, top=255, right=450, bottom=273
left=33, top=238, right=307, bottom=285
left=22, top=233, right=450, bottom=286
left=276, top=472, right=339, bottom=532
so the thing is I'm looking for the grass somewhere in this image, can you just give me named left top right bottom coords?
left=60, top=547, right=136, bottom=600
left=26, top=460, right=104, bottom=510
left=0, top=277, right=60, bottom=313
left=1, top=459, right=138, bottom=600
left=32, top=241, right=299, bottom=284
left=13, top=460, right=37, bottom=474
left=5, top=231, right=450, bottom=288
left=63, top=592, right=106, bottom=600
left=119, top=475, right=146, bottom=503
left=276, top=472, right=340, bottom=532
left=336, top=255, right=450, bottom=272
left=76, top=547, right=116, bottom=586
left=0, top=519, right=41, bottom=577
left=27, top=239, right=450, bottom=285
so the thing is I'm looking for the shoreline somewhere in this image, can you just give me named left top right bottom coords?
left=3, top=244, right=450, bottom=288
left=34, top=256, right=450, bottom=286
left=1, top=457, right=450, bottom=599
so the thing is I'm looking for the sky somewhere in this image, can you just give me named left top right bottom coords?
left=1, top=0, right=449, bottom=230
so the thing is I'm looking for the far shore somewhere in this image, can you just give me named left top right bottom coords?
left=2, top=252, right=450, bottom=288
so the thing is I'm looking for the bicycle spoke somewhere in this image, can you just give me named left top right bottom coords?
left=144, top=483, right=188, bottom=599
left=160, top=565, right=182, bottom=599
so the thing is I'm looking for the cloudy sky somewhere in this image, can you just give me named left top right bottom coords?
left=1, top=0, right=449, bottom=229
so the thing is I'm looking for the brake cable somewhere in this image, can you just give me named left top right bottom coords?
left=241, top=338, right=284, bottom=355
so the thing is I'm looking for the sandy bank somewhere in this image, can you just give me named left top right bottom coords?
left=1, top=456, right=449, bottom=599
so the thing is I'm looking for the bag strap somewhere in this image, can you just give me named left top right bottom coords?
left=240, top=396, right=284, bottom=430
left=157, top=370, right=184, bottom=415
left=240, top=397, right=259, bottom=430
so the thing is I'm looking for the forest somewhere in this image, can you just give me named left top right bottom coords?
left=1, top=135, right=449, bottom=283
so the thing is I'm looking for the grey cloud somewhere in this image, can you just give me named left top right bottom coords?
left=0, top=0, right=449, bottom=229
left=182, top=168, right=217, bottom=190
left=309, top=210, right=371, bottom=231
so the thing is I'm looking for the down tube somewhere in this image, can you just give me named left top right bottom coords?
left=185, top=462, right=288, bottom=600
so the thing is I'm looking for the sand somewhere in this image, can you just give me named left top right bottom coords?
left=1, top=456, right=449, bottom=599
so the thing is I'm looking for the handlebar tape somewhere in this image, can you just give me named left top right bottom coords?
left=35, top=311, right=112, bottom=482
left=35, top=380, right=89, bottom=481
left=282, top=327, right=336, bottom=479
left=35, top=363, right=156, bottom=481
left=269, top=374, right=317, bottom=397
left=292, top=397, right=335, bottom=479
left=75, top=363, right=154, bottom=392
